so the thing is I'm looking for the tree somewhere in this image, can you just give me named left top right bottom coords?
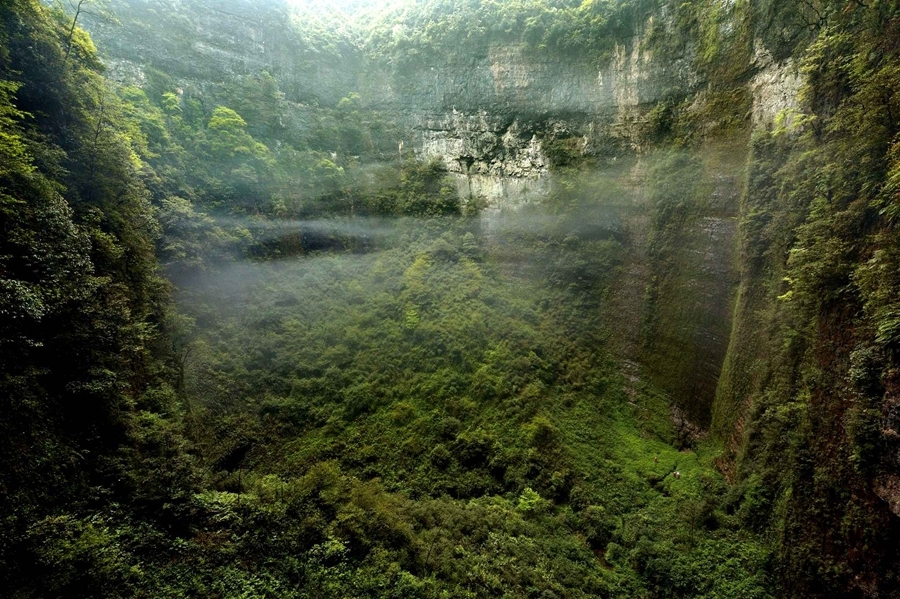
left=57, top=0, right=114, bottom=63
left=203, top=106, right=275, bottom=211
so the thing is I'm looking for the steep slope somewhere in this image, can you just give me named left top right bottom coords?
left=711, top=6, right=900, bottom=594
left=0, top=1, right=194, bottom=595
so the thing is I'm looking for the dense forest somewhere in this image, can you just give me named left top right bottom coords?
left=1, top=0, right=900, bottom=597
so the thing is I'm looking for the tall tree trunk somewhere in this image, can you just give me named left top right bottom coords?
left=64, top=0, right=86, bottom=63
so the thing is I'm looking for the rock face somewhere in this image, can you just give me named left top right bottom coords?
left=415, top=111, right=551, bottom=207
left=86, top=0, right=360, bottom=106
left=749, top=40, right=802, bottom=128
left=87, top=1, right=787, bottom=204
left=363, top=43, right=616, bottom=116
left=361, top=31, right=697, bottom=207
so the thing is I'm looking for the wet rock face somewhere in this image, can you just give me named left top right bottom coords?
left=672, top=405, right=710, bottom=449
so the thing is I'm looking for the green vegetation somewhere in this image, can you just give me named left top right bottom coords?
left=3, top=0, right=900, bottom=597
left=713, top=4, right=900, bottom=594
left=364, top=0, right=646, bottom=68
left=0, top=0, right=189, bottom=591
left=171, top=214, right=771, bottom=598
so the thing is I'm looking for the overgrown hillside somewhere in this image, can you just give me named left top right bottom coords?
left=0, top=0, right=193, bottom=593
left=2, top=0, right=900, bottom=598
left=712, top=5, right=900, bottom=595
